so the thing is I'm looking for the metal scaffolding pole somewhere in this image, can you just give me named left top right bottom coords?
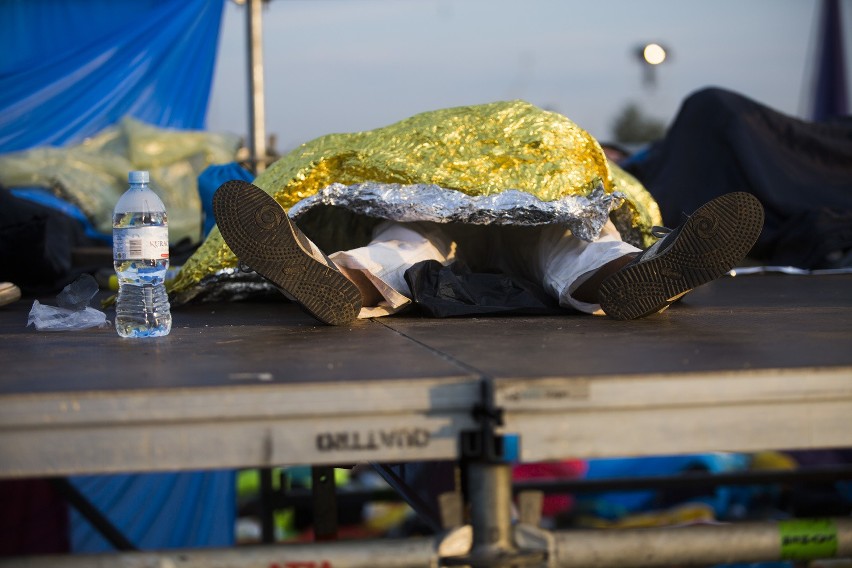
left=0, top=538, right=438, bottom=568
left=246, top=0, right=266, bottom=174
left=7, top=519, right=851, bottom=568
left=549, top=518, right=852, bottom=568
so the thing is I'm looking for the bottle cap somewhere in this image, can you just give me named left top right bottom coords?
left=129, top=170, right=150, bottom=184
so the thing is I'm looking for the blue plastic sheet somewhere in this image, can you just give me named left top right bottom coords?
left=0, top=0, right=225, bottom=152
left=197, top=162, right=255, bottom=238
left=0, top=0, right=237, bottom=552
left=69, top=472, right=236, bottom=551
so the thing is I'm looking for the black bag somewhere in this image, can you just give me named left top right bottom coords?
left=404, top=259, right=570, bottom=317
left=0, top=188, right=91, bottom=294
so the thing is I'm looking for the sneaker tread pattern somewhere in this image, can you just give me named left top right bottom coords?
left=213, top=180, right=361, bottom=326
left=599, top=192, right=764, bottom=320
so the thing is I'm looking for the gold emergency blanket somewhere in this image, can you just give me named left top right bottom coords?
left=170, top=100, right=660, bottom=299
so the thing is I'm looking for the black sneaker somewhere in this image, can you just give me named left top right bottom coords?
left=213, top=180, right=361, bottom=325
left=599, top=192, right=764, bottom=320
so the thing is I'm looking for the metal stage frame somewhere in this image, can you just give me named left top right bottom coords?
left=2, top=273, right=851, bottom=566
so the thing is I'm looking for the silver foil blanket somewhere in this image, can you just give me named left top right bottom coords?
left=290, top=181, right=625, bottom=242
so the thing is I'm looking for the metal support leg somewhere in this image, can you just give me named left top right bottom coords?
left=259, top=467, right=275, bottom=543
left=444, top=379, right=545, bottom=567
left=312, top=466, right=338, bottom=541
left=468, top=461, right=515, bottom=554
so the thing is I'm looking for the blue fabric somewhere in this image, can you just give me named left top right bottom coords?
left=1, top=0, right=237, bottom=551
left=197, top=163, right=254, bottom=238
left=0, top=0, right=225, bottom=152
left=69, top=471, right=236, bottom=551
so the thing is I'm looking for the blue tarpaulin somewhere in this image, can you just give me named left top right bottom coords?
left=0, top=0, right=236, bottom=553
left=0, top=0, right=224, bottom=153
left=197, top=162, right=255, bottom=237
left=69, top=472, right=236, bottom=552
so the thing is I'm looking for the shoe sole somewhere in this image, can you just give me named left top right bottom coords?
left=599, top=192, right=764, bottom=320
left=213, top=180, right=361, bottom=326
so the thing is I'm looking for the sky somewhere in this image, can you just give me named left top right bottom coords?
left=206, top=0, right=852, bottom=153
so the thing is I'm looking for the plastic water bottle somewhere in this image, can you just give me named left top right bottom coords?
left=113, top=171, right=172, bottom=337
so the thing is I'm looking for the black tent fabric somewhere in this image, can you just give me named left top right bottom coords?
left=624, top=87, right=852, bottom=269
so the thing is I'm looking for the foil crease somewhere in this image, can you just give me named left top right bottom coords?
left=170, top=100, right=661, bottom=302
left=290, top=181, right=623, bottom=241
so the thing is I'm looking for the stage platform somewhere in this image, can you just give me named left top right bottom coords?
left=2, top=272, right=852, bottom=567
left=2, top=272, right=851, bottom=478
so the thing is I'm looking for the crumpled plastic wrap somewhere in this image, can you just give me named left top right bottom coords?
left=170, top=100, right=661, bottom=303
left=27, top=301, right=109, bottom=331
left=27, top=274, right=111, bottom=331
left=0, top=117, right=240, bottom=245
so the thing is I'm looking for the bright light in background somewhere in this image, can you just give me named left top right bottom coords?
left=643, top=43, right=667, bottom=65
left=635, top=41, right=671, bottom=89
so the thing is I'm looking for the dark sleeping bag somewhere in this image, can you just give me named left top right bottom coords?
left=624, top=87, right=852, bottom=269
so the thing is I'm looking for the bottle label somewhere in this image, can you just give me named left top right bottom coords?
left=114, top=226, right=169, bottom=260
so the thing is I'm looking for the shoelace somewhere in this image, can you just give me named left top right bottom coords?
left=650, top=226, right=673, bottom=239
left=638, top=220, right=686, bottom=261
left=650, top=211, right=690, bottom=239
